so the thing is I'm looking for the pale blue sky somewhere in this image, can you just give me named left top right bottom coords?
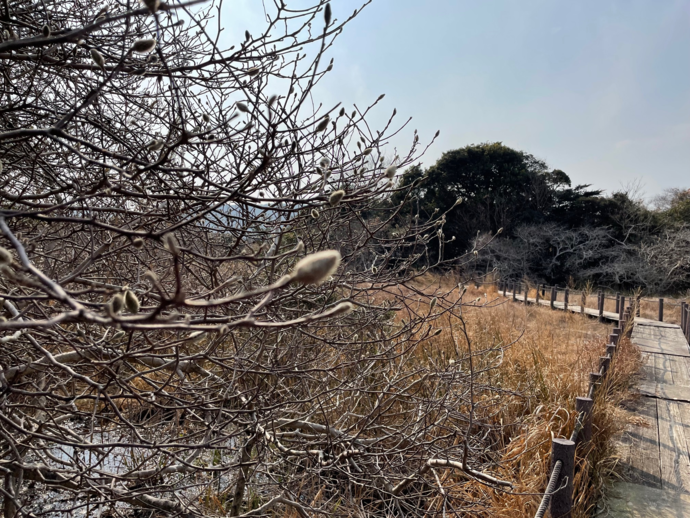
left=228, top=0, right=690, bottom=198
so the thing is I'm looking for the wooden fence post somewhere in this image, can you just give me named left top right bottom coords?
left=502, top=282, right=507, bottom=297
left=580, top=291, right=585, bottom=314
left=564, top=288, right=569, bottom=311
left=575, top=397, right=593, bottom=446
left=589, top=372, right=603, bottom=396
left=536, top=284, right=541, bottom=305
left=658, top=298, right=664, bottom=322
left=636, top=295, right=641, bottom=317
left=598, top=291, right=604, bottom=323
left=512, top=283, right=517, bottom=302
left=550, top=439, right=575, bottom=518
left=615, top=292, right=621, bottom=314
left=609, top=332, right=619, bottom=346
left=550, top=287, right=556, bottom=309
left=600, top=356, right=611, bottom=376
left=606, top=343, right=616, bottom=358
left=681, top=303, right=686, bottom=334
left=618, top=296, right=625, bottom=323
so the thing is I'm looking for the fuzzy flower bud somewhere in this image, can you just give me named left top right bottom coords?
left=109, top=293, right=124, bottom=314
left=163, top=233, right=180, bottom=256
left=385, top=165, right=397, bottom=179
left=90, top=48, right=105, bottom=69
left=124, top=290, right=140, bottom=313
left=132, top=38, right=157, bottom=54
left=0, top=247, right=12, bottom=266
left=142, top=0, right=160, bottom=13
left=291, top=250, right=341, bottom=285
left=329, top=189, right=345, bottom=206
left=314, top=116, right=330, bottom=133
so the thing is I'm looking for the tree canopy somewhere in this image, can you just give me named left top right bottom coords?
left=395, top=142, right=603, bottom=256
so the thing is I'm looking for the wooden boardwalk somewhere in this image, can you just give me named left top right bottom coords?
left=603, top=321, right=690, bottom=516
left=504, top=290, right=690, bottom=515
left=505, top=292, right=666, bottom=326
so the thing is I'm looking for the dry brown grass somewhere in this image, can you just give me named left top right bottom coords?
left=401, top=275, right=642, bottom=517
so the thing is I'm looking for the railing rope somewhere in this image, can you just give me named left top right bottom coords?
left=534, top=460, right=563, bottom=518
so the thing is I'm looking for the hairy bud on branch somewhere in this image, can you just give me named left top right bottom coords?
left=90, top=49, right=105, bottom=69
left=163, top=233, right=180, bottom=256
left=291, top=250, right=341, bottom=284
left=125, top=291, right=140, bottom=313
left=109, top=293, right=124, bottom=314
left=329, top=190, right=345, bottom=206
left=132, top=38, right=157, bottom=54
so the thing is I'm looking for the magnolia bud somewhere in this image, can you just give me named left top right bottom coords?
left=125, top=290, right=140, bottom=313
left=42, top=25, right=51, bottom=37
left=324, top=2, right=332, bottom=26
left=132, top=38, right=156, bottom=54
left=314, top=116, right=330, bottom=132
left=247, top=67, right=260, bottom=76
left=90, top=48, right=105, bottom=69
left=133, top=238, right=144, bottom=249
left=236, top=102, right=249, bottom=113
left=329, top=190, right=345, bottom=206
left=385, top=165, right=397, bottom=179
left=0, top=247, right=12, bottom=266
left=362, top=147, right=372, bottom=155
left=163, top=233, right=180, bottom=256
left=311, top=209, right=319, bottom=219
left=142, top=0, right=160, bottom=13
left=429, top=297, right=437, bottom=311
left=110, top=293, right=124, bottom=314
left=111, top=330, right=126, bottom=342
left=319, top=158, right=330, bottom=169
left=291, top=250, right=341, bottom=284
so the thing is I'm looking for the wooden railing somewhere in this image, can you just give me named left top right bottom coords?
left=498, top=281, right=690, bottom=342
left=497, top=281, right=687, bottom=518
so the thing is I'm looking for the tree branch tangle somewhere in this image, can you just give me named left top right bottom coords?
left=0, top=1, right=513, bottom=516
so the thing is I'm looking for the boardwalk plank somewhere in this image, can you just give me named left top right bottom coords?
left=617, top=396, right=662, bottom=489
left=638, top=383, right=690, bottom=403
left=603, top=481, right=690, bottom=517
left=632, top=326, right=690, bottom=357
left=657, top=399, right=690, bottom=492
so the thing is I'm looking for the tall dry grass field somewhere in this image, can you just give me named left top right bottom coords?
left=396, top=275, right=642, bottom=517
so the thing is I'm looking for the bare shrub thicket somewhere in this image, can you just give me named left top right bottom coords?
left=0, top=1, right=512, bottom=517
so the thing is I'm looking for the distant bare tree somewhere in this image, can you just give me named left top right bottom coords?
left=0, top=1, right=512, bottom=517
left=483, top=223, right=613, bottom=282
